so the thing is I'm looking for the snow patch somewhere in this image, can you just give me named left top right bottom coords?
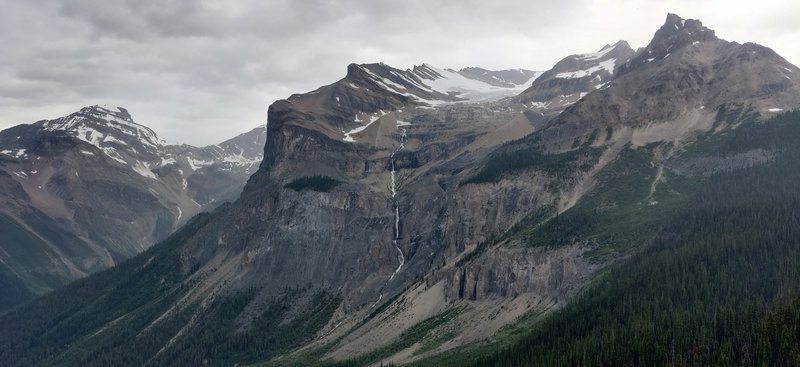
left=101, top=147, right=127, bottom=165
left=576, top=45, right=616, bottom=61
left=417, top=65, right=538, bottom=102
left=187, top=158, right=214, bottom=171
left=103, top=135, right=129, bottom=146
left=222, top=152, right=261, bottom=166
left=343, top=110, right=388, bottom=143
left=132, top=161, right=157, bottom=179
left=556, top=59, right=616, bottom=79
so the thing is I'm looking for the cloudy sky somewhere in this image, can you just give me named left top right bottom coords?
left=1, top=0, right=798, bottom=145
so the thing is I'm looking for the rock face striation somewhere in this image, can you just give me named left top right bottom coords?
left=0, top=105, right=265, bottom=308
left=2, top=13, right=800, bottom=367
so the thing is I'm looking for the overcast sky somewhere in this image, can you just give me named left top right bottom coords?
left=1, top=0, right=798, bottom=145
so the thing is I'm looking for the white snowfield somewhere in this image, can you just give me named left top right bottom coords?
left=556, top=58, right=617, bottom=79
left=414, top=64, right=542, bottom=103
left=341, top=64, right=543, bottom=142
left=356, top=64, right=543, bottom=106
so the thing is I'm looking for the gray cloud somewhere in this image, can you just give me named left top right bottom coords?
left=1, top=0, right=799, bottom=145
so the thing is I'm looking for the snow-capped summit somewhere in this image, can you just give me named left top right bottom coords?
left=43, top=105, right=161, bottom=154
left=516, top=40, right=635, bottom=112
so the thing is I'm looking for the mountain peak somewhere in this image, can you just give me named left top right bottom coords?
left=42, top=105, right=162, bottom=154
left=516, top=40, right=634, bottom=109
left=79, top=105, right=134, bottom=123
left=653, top=13, right=716, bottom=44
left=618, top=14, right=718, bottom=75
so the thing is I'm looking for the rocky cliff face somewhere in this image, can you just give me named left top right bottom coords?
left=0, top=106, right=265, bottom=309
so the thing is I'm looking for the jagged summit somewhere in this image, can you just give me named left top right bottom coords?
left=658, top=13, right=716, bottom=41
left=539, top=13, right=800, bottom=153
left=619, top=14, right=718, bottom=74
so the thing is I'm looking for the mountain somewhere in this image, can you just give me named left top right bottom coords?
left=3, top=14, right=800, bottom=367
left=0, top=105, right=265, bottom=310
left=535, top=12, right=800, bottom=154
left=516, top=40, right=635, bottom=113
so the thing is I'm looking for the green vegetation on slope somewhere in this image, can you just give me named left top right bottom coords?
left=414, top=110, right=800, bottom=366
left=285, top=175, right=342, bottom=192
left=0, top=209, right=341, bottom=367
left=468, top=201, right=800, bottom=366
left=0, top=213, right=213, bottom=366
left=323, top=307, right=462, bottom=367
left=0, top=210, right=100, bottom=312
left=0, top=264, right=33, bottom=313
left=157, top=290, right=340, bottom=367
left=461, top=145, right=600, bottom=185
left=521, top=143, right=676, bottom=258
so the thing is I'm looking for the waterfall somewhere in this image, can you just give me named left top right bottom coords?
left=372, top=125, right=410, bottom=308
left=388, top=127, right=407, bottom=281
